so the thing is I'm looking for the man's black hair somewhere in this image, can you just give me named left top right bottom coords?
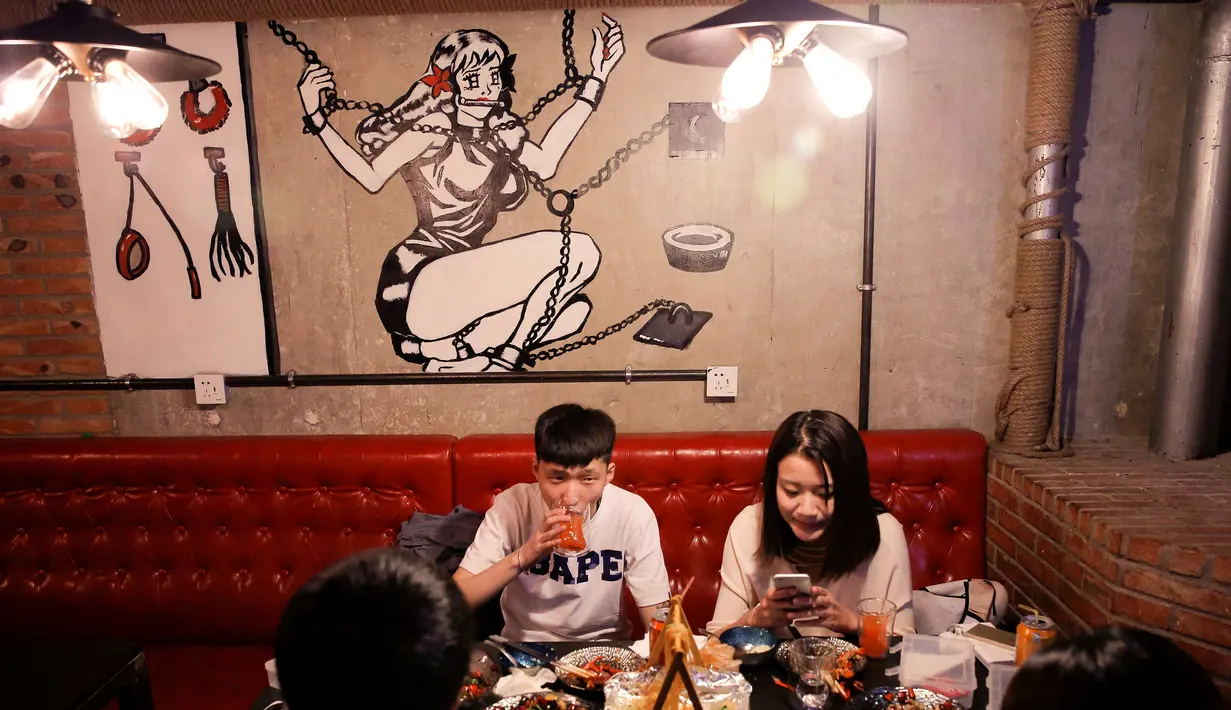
left=275, top=548, right=473, bottom=710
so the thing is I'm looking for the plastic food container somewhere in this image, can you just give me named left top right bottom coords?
left=899, top=634, right=977, bottom=708
left=986, top=662, right=1017, bottom=710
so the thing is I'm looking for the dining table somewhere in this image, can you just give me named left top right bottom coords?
left=249, top=636, right=991, bottom=710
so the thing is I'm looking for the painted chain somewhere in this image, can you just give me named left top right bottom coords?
left=269, top=13, right=677, bottom=364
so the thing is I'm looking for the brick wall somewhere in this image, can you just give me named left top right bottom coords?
left=0, top=85, right=112, bottom=436
left=988, top=439, right=1231, bottom=699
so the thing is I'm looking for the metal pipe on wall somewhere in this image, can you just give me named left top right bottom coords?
left=0, top=369, right=708, bottom=393
left=1023, top=143, right=1066, bottom=241
left=857, top=4, right=881, bottom=431
left=1150, top=0, right=1231, bottom=460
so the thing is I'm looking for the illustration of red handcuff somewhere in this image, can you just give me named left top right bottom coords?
left=114, top=151, right=202, bottom=300
left=181, top=79, right=231, bottom=134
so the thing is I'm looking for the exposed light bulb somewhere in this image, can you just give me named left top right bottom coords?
left=91, top=59, right=168, bottom=139
left=711, top=99, right=749, bottom=124
left=0, top=58, right=63, bottom=130
left=716, top=35, right=775, bottom=116
left=803, top=41, right=872, bottom=119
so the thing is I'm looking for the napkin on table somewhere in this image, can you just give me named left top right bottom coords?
left=494, top=667, right=558, bottom=697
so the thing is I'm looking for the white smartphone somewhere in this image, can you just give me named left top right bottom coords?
left=770, top=573, right=812, bottom=597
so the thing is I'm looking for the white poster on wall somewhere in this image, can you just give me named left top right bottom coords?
left=68, top=22, right=274, bottom=377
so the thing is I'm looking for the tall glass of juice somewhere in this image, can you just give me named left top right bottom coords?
left=856, top=598, right=897, bottom=660
left=556, top=495, right=588, bottom=554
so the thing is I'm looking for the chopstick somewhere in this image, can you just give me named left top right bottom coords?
left=488, top=636, right=597, bottom=679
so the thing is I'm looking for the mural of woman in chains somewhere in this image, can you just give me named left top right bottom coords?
left=296, top=15, right=624, bottom=372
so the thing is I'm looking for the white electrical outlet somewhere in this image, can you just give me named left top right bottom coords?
left=706, top=366, right=738, bottom=398
left=194, top=373, right=228, bottom=406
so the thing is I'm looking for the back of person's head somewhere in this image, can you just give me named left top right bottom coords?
left=534, top=403, right=616, bottom=466
left=275, top=548, right=473, bottom=710
left=1003, top=625, right=1221, bottom=710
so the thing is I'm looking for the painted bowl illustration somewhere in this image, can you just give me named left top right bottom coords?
left=661, top=223, right=734, bottom=273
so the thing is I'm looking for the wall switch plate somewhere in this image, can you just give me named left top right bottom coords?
left=194, top=373, right=228, bottom=406
left=706, top=366, right=738, bottom=398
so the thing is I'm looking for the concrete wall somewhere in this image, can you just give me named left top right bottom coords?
left=97, top=3, right=1199, bottom=438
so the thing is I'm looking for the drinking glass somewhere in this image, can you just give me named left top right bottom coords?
left=555, top=495, right=591, bottom=555
left=857, top=597, right=898, bottom=660
left=788, top=638, right=836, bottom=709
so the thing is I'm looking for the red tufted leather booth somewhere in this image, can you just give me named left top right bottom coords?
left=454, top=429, right=987, bottom=637
left=0, top=435, right=455, bottom=710
left=0, top=428, right=985, bottom=710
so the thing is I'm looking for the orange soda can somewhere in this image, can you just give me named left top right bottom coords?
left=649, top=608, right=668, bottom=651
left=1015, top=615, right=1057, bottom=666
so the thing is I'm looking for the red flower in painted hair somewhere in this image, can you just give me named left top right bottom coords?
left=422, top=64, right=453, bottom=98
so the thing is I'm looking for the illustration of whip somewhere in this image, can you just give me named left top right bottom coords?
left=204, top=147, right=255, bottom=280
left=114, top=151, right=202, bottom=300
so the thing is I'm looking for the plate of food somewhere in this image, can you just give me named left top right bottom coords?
left=488, top=691, right=596, bottom=710
left=848, top=686, right=958, bottom=710
left=555, top=646, right=648, bottom=692
left=459, top=645, right=504, bottom=704
left=775, top=637, right=867, bottom=675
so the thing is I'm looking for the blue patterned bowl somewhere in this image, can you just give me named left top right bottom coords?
left=485, top=641, right=556, bottom=670
left=719, top=626, right=778, bottom=667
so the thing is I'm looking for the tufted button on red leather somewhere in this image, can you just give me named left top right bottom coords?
left=301, top=526, right=310, bottom=535
left=156, top=569, right=166, bottom=577
left=55, top=527, right=64, bottom=535
left=363, top=487, right=372, bottom=494
left=154, top=486, right=164, bottom=494
left=76, top=568, right=85, bottom=576
left=177, top=525, right=186, bottom=534
left=259, top=526, right=269, bottom=535
left=96, top=527, right=105, bottom=535
left=16, top=527, right=24, bottom=535
left=934, top=482, right=943, bottom=490
left=913, top=523, right=922, bottom=531
left=280, top=570, right=291, bottom=578
left=407, top=488, right=414, bottom=496
left=278, top=485, right=288, bottom=494
left=670, top=483, right=679, bottom=491
left=342, top=528, right=352, bottom=536
left=196, top=487, right=204, bottom=494
left=953, top=525, right=961, bottom=532
left=137, top=526, right=146, bottom=533
left=693, top=525, right=702, bottom=533
left=217, top=526, right=227, bottom=535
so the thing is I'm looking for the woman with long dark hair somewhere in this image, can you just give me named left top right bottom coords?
left=707, top=410, right=914, bottom=635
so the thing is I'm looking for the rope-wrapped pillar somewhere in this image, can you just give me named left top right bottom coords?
left=994, top=0, right=1093, bottom=456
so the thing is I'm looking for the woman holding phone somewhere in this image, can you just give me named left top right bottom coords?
left=706, top=410, right=914, bottom=636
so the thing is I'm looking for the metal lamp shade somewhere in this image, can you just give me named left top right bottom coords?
left=0, top=1, right=220, bottom=82
left=646, top=0, right=907, bottom=68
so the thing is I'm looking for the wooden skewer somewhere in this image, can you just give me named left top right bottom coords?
left=679, top=576, right=695, bottom=600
